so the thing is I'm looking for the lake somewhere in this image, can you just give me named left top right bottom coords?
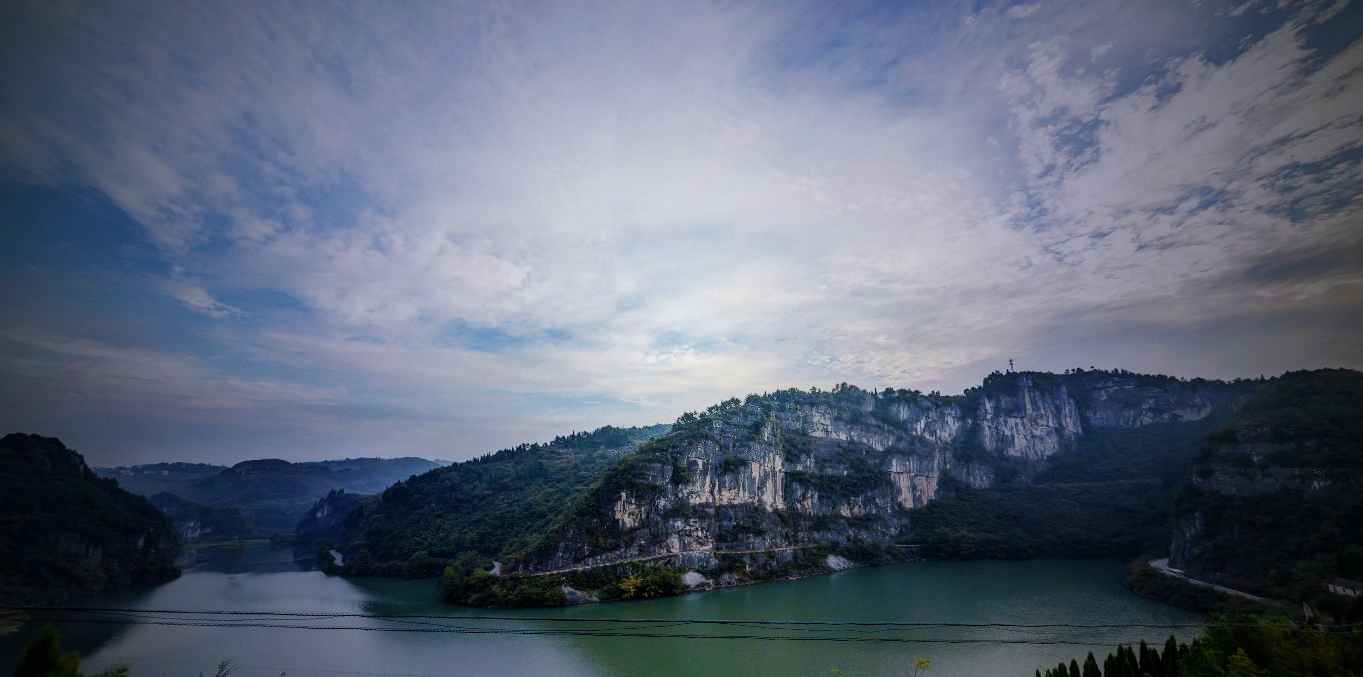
left=2, top=543, right=1202, bottom=676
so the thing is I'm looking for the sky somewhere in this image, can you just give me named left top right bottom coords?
left=1, top=0, right=1360, bottom=465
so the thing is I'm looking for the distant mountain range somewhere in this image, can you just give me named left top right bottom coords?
left=95, top=456, right=446, bottom=536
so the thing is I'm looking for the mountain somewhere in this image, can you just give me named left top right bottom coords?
left=325, top=369, right=1292, bottom=606
left=1167, top=369, right=1363, bottom=618
left=96, top=462, right=226, bottom=495
left=148, top=492, right=254, bottom=543
left=313, top=424, right=669, bottom=576
left=295, top=489, right=375, bottom=545
left=0, top=433, right=180, bottom=605
left=518, top=371, right=1240, bottom=576
left=96, top=456, right=447, bottom=536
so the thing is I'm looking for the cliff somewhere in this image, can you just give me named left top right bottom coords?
left=520, top=371, right=1232, bottom=575
left=0, top=433, right=180, bottom=605
left=320, top=368, right=1257, bottom=603
left=296, top=489, right=374, bottom=544
left=1168, top=369, right=1363, bottom=610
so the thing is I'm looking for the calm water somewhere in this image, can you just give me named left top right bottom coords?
left=3, top=543, right=1202, bottom=676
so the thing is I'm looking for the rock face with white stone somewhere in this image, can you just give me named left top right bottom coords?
left=525, top=371, right=1229, bottom=573
left=681, top=571, right=712, bottom=590
left=824, top=554, right=856, bottom=571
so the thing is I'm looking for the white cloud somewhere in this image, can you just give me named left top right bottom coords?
left=1, top=0, right=1359, bottom=459
left=163, top=275, right=243, bottom=319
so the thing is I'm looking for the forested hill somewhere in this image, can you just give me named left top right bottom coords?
left=95, top=456, right=447, bottom=536
left=1168, top=368, right=1363, bottom=617
left=0, top=433, right=180, bottom=605
left=315, top=424, right=669, bottom=576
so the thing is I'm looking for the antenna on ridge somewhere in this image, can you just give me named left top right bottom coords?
left=1008, top=358, right=1014, bottom=372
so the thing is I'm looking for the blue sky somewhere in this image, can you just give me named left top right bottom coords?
left=1, top=0, right=1360, bottom=465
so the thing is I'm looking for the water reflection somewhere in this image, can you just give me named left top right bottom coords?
left=0, top=544, right=1204, bottom=677
left=177, top=539, right=314, bottom=574
left=0, top=584, right=160, bottom=675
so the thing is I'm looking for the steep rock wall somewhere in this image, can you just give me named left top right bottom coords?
left=525, top=371, right=1224, bottom=573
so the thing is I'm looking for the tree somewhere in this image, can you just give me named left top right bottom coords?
left=1082, top=653, right=1101, bottom=677
left=12, top=626, right=81, bottom=677
left=1224, top=649, right=1268, bottom=677
left=1162, top=636, right=1180, bottom=677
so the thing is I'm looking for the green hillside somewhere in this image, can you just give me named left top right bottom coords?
left=325, top=424, right=668, bottom=575
left=0, top=433, right=180, bottom=605
left=1168, top=369, right=1363, bottom=618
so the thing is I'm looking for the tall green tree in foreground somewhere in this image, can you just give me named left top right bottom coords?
left=11, top=626, right=80, bottom=677
left=10, top=626, right=129, bottom=677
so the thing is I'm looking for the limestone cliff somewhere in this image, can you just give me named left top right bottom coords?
left=296, top=489, right=374, bottom=544
left=522, top=370, right=1229, bottom=573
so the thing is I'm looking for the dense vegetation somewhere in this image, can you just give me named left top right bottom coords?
left=9, top=626, right=131, bottom=677
left=95, top=456, right=445, bottom=536
left=912, top=415, right=1229, bottom=559
left=435, top=551, right=688, bottom=607
left=327, top=424, right=668, bottom=575
left=1036, top=615, right=1363, bottom=677
left=148, top=492, right=253, bottom=542
left=1170, top=369, right=1363, bottom=615
left=0, top=434, right=180, bottom=606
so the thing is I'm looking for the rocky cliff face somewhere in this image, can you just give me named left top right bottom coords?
left=296, top=489, right=372, bottom=543
left=523, top=371, right=1227, bottom=573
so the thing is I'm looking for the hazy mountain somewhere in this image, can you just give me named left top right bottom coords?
left=96, top=456, right=447, bottom=536
left=148, top=492, right=253, bottom=543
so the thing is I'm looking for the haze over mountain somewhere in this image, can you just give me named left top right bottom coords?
left=95, top=456, right=446, bottom=536
left=2, top=0, right=1361, bottom=466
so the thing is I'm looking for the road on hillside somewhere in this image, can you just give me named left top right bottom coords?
left=525, top=545, right=819, bottom=576
left=512, top=543, right=920, bottom=576
left=1148, top=558, right=1272, bottom=605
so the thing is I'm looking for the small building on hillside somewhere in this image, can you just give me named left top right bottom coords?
left=1325, top=577, right=1363, bottom=597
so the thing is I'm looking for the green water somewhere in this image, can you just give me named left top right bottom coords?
left=2, top=544, right=1202, bottom=676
